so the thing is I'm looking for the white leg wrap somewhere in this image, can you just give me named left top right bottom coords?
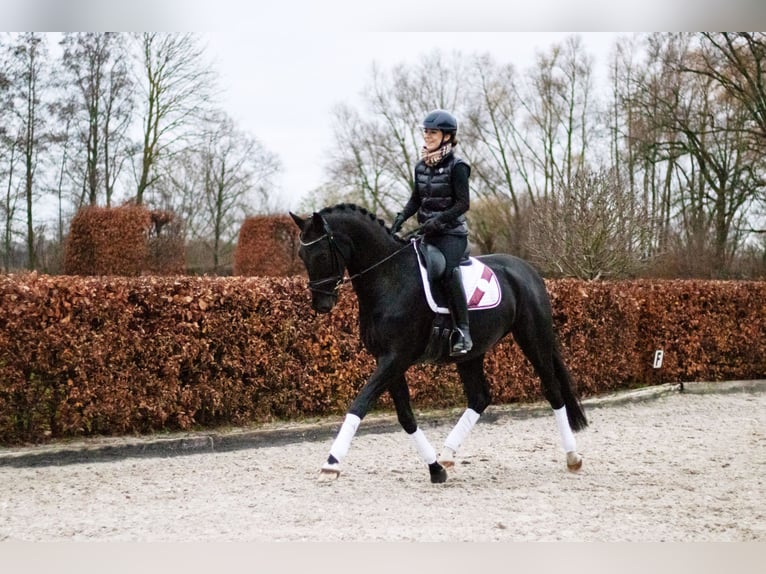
left=443, top=408, right=481, bottom=453
left=328, top=413, right=361, bottom=462
left=408, top=427, right=437, bottom=464
left=554, top=406, right=577, bottom=453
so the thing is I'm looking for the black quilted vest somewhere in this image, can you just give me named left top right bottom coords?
left=414, top=154, right=469, bottom=235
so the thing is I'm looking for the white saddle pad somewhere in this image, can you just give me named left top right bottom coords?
left=414, top=243, right=502, bottom=314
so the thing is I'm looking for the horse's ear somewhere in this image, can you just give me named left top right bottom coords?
left=310, top=212, right=325, bottom=232
left=289, top=212, right=306, bottom=230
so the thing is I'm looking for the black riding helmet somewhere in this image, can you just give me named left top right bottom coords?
left=421, top=109, right=458, bottom=136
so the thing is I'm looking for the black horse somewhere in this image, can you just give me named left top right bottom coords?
left=290, top=204, right=587, bottom=483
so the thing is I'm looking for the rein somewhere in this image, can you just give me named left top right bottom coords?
left=345, top=240, right=413, bottom=283
left=300, top=219, right=421, bottom=294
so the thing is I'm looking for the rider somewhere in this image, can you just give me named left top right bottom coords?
left=391, top=109, right=473, bottom=357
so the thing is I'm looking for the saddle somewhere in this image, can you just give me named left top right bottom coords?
left=413, top=239, right=502, bottom=363
left=413, top=239, right=501, bottom=315
left=417, top=240, right=470, bottom=281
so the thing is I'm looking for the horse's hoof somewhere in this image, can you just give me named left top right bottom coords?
left=318, top=462, right=341, bottom=481
left=566, top=451, right=583, bottom=472
left=429, top=462, right=448, bottom=484
left=438, top=447, right=456, bottom=469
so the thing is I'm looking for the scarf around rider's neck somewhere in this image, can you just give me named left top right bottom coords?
left=421, top=143, right=455, bottom=167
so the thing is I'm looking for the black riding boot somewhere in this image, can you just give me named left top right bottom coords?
left=444, top=267, right=473, bottom=356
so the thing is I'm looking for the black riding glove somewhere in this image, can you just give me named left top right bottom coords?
left=421, top=217, right=444, bottom=235
left=391, top=213, right=406, bottom=234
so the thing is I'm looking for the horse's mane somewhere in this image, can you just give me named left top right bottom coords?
left=317, top=203, right=406, bottom=243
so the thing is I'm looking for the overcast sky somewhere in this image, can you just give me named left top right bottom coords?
left=7, top=0, right=766, bottom=214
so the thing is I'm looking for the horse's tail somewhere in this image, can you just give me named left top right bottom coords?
left=553, top=347, right=588, bottom=431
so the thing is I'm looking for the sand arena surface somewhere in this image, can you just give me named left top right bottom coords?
left=0, top=388, right=763, bottom=542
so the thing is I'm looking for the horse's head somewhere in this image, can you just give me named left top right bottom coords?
left=290, top=211, right=346, bottom=313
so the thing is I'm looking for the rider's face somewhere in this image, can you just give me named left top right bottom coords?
left=423, top=128, right=450, bottom=151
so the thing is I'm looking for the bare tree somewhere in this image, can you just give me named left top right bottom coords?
left=157, top=112, right=280, bottom=272
left=466, top=194, right=519, bottom=255
left=461, top=53, right=538, bottom=255
left=323, top=103, right=403, bottom=216
left=154, top=148, right=204, bottom=238
left=132, top=33, right=216, bottom=205
left=0, top=34, right=20, bottom=271
left=521, top=35, right=599, bottom=199
left=0, top=136, right=22, bottom=272
left=685, top=33, right=766, bottom=147
left=683, top=32, right=766, bottom=241
left=6, top=33, right=50, bottom=270
left=58, top=32, right=134, bottom=207
left=527, top=168, right=653, bottom=279
left=608, top=33, right=677, bottom=260
left=463, top=54, right=527, bottom=212
left=628, top=33, right=766, bottom=275
left=47, top=98, right=74, bottom=247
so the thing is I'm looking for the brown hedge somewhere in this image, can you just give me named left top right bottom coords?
left=64, top=205, right=151, bottom=276
left=233, top=215, right=303, bottom=277
left=64, top=205, right=185, bottom=276
left=0, top=274, right=763, bottom=445
left=145, top=210, right=186, bottom=276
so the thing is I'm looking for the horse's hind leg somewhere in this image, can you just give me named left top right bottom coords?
left=513, top=316, right=585, bottom=472
left=439, top=354, right=491, bottom=468
left=551, top=349, right=586, bottom=470
left=389, top=375, right=447, bottom=484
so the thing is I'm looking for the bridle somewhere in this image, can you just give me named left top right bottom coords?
left=299, top=217, right=346, bottom=297
left=299, top=216, right=417, bottom=298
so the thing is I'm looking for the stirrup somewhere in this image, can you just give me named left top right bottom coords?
left=450, top=328, right=473, bottom=356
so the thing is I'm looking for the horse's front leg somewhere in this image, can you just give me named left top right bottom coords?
left=388, top=375, right=447, bottom=484
left=439, top=355, right=490, bottom=469
left=319, top=353, right=406, bottom=480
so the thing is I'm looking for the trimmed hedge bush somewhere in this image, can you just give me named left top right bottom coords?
left=234, top=215, right=303, bottom=277
left=64, top=205, right=151, bottom=276
left=64, top=205, right=185, bottom=276
left=0, top=273, right=763, bottom=445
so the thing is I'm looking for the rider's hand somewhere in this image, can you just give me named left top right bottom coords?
left=421, top=217, right=444, bottom=235
left=391, top=213, right=406, bottom=234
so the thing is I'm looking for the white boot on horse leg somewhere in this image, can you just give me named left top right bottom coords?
left=320, top=413, right=360, bottom=481
left=554, top=406, right=583, bottom=472
left=409, top=427, right=448, bottom=483
left=439, top=408, right=480, bottom=469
